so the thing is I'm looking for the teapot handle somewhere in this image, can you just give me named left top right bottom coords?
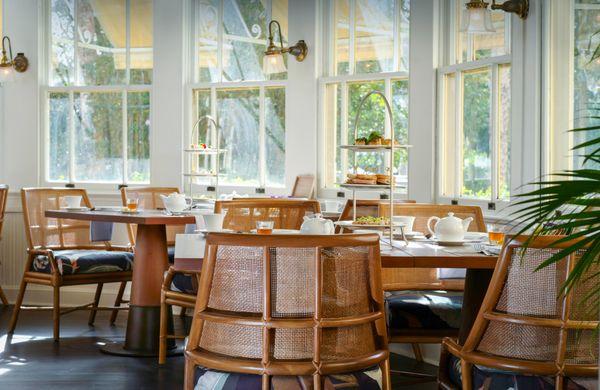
left=185, top=196, right=193, bottom=210
left=427, top=216, right=439, bottom=236
left=326, top=219, right=334, bottom=234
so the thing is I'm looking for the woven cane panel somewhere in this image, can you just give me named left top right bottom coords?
left=478, top=321, right=560, bottom=361
left=565, top=329, right=599, bottom=365
left=321, top=323, right=376, bottom=360
left=495, top=248, right=567, bottom=318
left=570, top=254, right=599, bottom=321
left=208, top=246, right=263, bottom=313
left=270, top=247, right=315, bottom=318
left=199, top=321, right=263, bottom=359
left=321, top=247, right=371, bottom=318
left=272, top=328, right=314, bottom=360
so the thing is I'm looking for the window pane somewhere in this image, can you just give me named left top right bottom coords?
left=392, top=79, right=408, bottom=190
left=324, top=84, right=343, bottom=186
left=76, top=0, right=126, bottom=85
left=333, top=0, right=350, bottom=75
left=127, top=92, right=150, bottom=183
left=48, top=93, right=71, bottom=181
left=355, top=0, right=394, bottom=73
left=197, top=0, right=219, bottom=82
left=573, top=2, right=600, bottom=169
left=462, top=69, right=491, bottom=198
left=265, top=87, right=286, bottom=187
left=130, top=0, right=153, bottom=84
left=51, top=0, right=75, bottom=86
left=217, top=89, right=260, bottom=186
left=190, top=89, right=214, bottom=188
left=498, top=64, right=511, bottom=199
left=73, top=92, right=123, bottom=182
left=441, top=74, right=457, bottom=197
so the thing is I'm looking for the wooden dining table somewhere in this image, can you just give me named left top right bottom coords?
left=47, top=209, right=497, bottom=356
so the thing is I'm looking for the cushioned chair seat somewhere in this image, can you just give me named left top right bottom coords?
left=171, top=273, right=196, bottom=294
left=195, top=366, right=382, bottom=389
left=32, top=250, right=133, bottom=275
left=385, top=290, right=463, bottom=330
left=447, top=355, right=597, bottom=389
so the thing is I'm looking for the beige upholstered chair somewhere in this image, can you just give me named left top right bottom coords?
left=9, top=188, right=132, bottom=341
left=0, top=185, right=9, bottom=305
left=439, top=235, right=598, bottom=390
left=184, top=232, right=390, bottom=390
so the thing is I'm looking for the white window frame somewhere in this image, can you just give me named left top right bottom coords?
left=41, top=0, right=152, bottom=191
left=436, top=0, right=519, bottom=212
left=318, top=0, right=410, bottom=200
left=187, top=0, right=288, bottom=195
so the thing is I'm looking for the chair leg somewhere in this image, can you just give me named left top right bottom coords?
left=158, top=294, right=169, bottom=364
left=88, top=282, right=103, bottom=326
left=110, top=281, right=127, bottom=325
left=381, top=358, right=391, bottom=390
left=53, top=286, right=60, bottom=342
left=8, top=280, right=27, bottom=334
left=0, top=285, right=8, bottom=305
left=184, top=360, right=196, bottom=390
left=411, top=343, right=424, bottom=362
left=460, top=360, right=473, bottom=390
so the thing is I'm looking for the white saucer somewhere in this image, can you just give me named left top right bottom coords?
left=61, top=207, right=90, bottom=211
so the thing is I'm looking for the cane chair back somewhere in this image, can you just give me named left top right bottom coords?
left=447, top=236, right=598, bottom=386
left=120, top=187, right=184, bottom=245
left=21, top=188, right=101, bottom=250
left=336, top=199, right=416, bottom=234
left=185, top=233, right=390, bottom=388
left=290, top=174, right=315, bottom=198
left=214, top=199, right=320, bottom=232
left=0, top=185, right=8, bottom=240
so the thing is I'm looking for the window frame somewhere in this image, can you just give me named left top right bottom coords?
left=318, top=0, right=410, bottom=199
left=187, top=0, right=288, bottom=195
left=41, top=0, right=152, bottom=190
left=436, top=0, right=518, bottom=211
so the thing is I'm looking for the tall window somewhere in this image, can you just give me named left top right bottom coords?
left=321, top=0, right=410, bottom=192
left=191, top=0, right=287, bottom=189
left=546, top=0, right=600, bottom=173
left=438, top=1, right=511, bottom=203
left=46, top=0, right=152, bottom=185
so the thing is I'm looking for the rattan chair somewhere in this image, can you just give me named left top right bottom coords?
left=290, top=174, right=315, bottom=198
left=378, top=203, right=486, bottom=362
left=184, top=232, right=390, bottom=390
left=438, top=235, right=598, bottom=390
left=8, top=188, right=132, bottom=341
left=0, top=185, right=9, bottom=305
left=158, top=198, right=321, bottom=364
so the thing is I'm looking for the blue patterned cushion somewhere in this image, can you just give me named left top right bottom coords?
left=171, top=273, right=195, bottom=294
left=195, top=366, right=382, bottom=389
left=447, top=355, right=597, bottom=389
left=385, top=290, right=463, bottom=330
left=32, top=250, right=133, bottom=275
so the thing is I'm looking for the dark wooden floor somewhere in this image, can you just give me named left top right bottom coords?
left=0, top=305, right=438, bottom=389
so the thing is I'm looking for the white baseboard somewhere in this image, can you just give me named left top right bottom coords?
left=2, top=283, right=130, bottom=307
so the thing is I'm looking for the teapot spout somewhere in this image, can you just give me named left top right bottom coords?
left=462, top=217, right=473, bottom=232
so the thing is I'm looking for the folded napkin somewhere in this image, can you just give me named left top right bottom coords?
left=90, top=221, right=114, bottom=242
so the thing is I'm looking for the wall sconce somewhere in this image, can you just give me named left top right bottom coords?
left=263, top=20, right=307, bottom=75
left=461, top=0, right=528, bottom=34
left=0, top=36, right=29, bottom=83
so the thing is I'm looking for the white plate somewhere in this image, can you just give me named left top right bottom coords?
left=250, top=229, right=301, bottom=235
left=193, top=228, right=235, bottom=235
left=60, top=207, right=90, bottom=211
left=429, top=238, right=483, bottom=246
left=393, top=231, right=424, bottom=239
left=335, top=220, right=403, bottom=230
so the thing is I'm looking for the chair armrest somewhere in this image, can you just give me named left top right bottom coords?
left=28, top=247, right=61, bottom=274
left=442, top=337, right=463, bottom=357
left=105, top=244, right=134, bottom=253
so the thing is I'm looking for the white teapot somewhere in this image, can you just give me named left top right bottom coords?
left=427, top=212, right=473, bottom=242
left=300, top=214, right=335, bottom=235
left=160, top=193, right=192, bottom=213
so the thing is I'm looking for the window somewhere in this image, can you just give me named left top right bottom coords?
left=438, top=1, right=511, bottom=202
left=45, top=0, right=152, bottom=185
left=191, top=0, right=287, bottom=189
left=546, top=0, right=600, bottom=173
left=321, top=0, right=410, bottom=192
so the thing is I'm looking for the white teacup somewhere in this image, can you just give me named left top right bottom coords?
left=392, top=215, right=416, bottom=232
left=323, top=200, right=340, bottom=212
left=202, top=213, right=225, bottom=232
left=63, top=195, right=82, bottom=209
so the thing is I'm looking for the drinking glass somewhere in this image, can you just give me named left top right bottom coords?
left=487, top=223, right=505, bottom=246
left=127, top=194, right=139, bottom=212
left=256, top=221, right=274, bottom=235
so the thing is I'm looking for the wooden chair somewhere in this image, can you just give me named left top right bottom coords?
left=184, top=232, right=390, bottom=390
left=158, top=198, right=321, bottom=364
left=8, top=188, right=132, bottom=341
left=438, top=235, right=598, bottom=390
left=335, top=199, right=416, bottom=233
left=378, top=203, right=486, bottom=362
left=0, top=185, right=9, bottom=305
left=290, top=174, right=315, bottom=198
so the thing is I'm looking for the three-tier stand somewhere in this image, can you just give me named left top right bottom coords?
left=334, top=91, right=411, bottom=246
left=183, top=115, right=226, bottom=202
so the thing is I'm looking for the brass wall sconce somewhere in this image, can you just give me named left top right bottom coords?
left=0, top=36, right=29, bottom=83
left=461, top=0, right=528, bottom=34
left=263, top=20, right=308, bottom=75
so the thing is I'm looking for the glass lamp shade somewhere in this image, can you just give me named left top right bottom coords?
left=0, top=65, right=14, bottom=83
left=263, top=53, right=287, bottom=75
left=460, top=8, right=496, bottom=34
